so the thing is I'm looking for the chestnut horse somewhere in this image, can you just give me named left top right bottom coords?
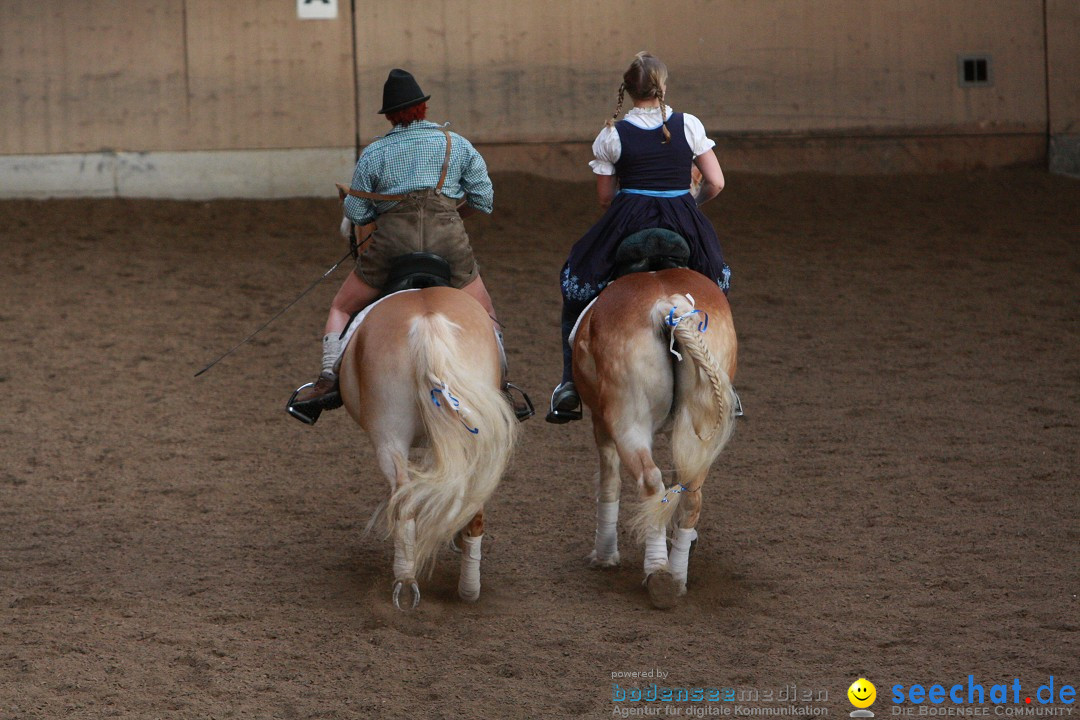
left=338, top=287, right=519, bottom=609
left=572, top=268, right=738, bottom=608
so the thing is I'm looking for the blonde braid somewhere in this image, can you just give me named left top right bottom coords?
left=658, top=88, right=671, bottom=144
left=606, top=83, right=626, bottom=129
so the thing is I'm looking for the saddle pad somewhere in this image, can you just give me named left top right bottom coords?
left=333, top=289, right=420, bottom=372
left=568, top=294, right=602, bottom=347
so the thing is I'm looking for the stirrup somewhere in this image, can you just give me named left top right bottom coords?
left=287, top=380, right=342, bottom=426
left=733, top=389, right=745, bottom=419
left=504, top=382, right=535, bottom=422
left=287, top=383, right=323, bottom=425
left=545, top=382, right=582, bottom=424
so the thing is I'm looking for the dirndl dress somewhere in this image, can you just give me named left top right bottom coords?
left=560, top=112, right=730, bottom=303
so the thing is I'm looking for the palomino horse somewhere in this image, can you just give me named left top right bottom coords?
left=338, top=286, right=520, bottom=609
left=572, top=267, right=738, bottom=608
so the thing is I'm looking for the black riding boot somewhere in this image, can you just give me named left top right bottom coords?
left=546, top=296, right=590, bottom=423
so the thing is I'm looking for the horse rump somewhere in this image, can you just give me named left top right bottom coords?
left=633, top=289, right=738, bottom=536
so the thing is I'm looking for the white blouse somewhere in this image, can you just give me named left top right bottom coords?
left=589, top=105, right=716, bottom=176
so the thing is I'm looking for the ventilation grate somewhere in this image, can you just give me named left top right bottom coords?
left=958, top=55, right=992, bottom=87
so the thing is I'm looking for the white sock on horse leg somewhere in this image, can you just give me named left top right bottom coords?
left=593, top=500, right=620, bottom=563
left=643, top=525, right=668, bottom=575
left=321, top=333, right=341, bottom=377
left=668, top=527, right=698, bottom=589
left=457, top=533, right=482, bottom=602
left=393, top=518, right=417, bottom=582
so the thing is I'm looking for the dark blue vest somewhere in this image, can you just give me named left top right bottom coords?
left=613, top=112, right=694, bottom=191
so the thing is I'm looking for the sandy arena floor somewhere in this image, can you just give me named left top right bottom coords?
left=2, top=169, right=1078, bottom=718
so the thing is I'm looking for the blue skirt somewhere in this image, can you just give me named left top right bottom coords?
left=560, top=192, right=730, bottom=302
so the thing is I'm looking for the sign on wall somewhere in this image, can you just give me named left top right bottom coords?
left=297, top=0, right=337, bottom=20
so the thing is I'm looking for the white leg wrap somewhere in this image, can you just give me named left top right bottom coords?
left=668, top=527, right=698, bottom=591
left=393, top=519, right=416, bottom=582
left=643, top=526, right=668, bottom=575
left=592, top=500, right=620, bottom=564
left=457, top=534, right=482, bottom=602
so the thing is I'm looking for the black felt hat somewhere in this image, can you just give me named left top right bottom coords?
left=378, top=69, right=431, bottom=114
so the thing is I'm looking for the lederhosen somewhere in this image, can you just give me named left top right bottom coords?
left=337, top=128, right=479, bottom=289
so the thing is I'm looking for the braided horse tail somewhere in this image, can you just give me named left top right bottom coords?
left=635, top=292, right=737, bottom=535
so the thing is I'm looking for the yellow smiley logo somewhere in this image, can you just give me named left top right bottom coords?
left=848, top=678, right=877, bottom=708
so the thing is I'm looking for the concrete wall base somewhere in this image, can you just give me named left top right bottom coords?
left=0, top=148, right=356, bottom=199
left=480, top=134, right=1048, bottom=182
left=0, top=134, right=1049, bottom=199
left=1049, top=135, right=1080, bottom=178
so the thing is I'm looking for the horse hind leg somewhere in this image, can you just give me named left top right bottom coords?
left=624, top=446, right=679, bottom=609
left=392, top=518, right=421, bottom=610
left=588, top=427, right=622, bottom=568
left=457, top=510, right=484, bottom=603
left=625, top=448, right=668, bottom=569
left=380, top=447, right=421, bottom=611
left=668, top=473, right=705, bottom=596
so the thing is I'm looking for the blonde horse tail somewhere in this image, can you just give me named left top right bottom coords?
left=385, top=312, right=519, bottom=577
left=635, top=293, right=737, bottom=535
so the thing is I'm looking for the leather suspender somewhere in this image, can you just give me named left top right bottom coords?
left=433, top=127, right=453, bottom=194
left=337, top=127, right=454, bottom=202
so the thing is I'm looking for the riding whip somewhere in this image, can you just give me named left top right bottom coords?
left=193, top=249, right=353, bottom=377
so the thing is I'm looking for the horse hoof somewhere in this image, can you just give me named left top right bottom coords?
left=586, top=550, right=621, bottom=568
left=392, top=580, right=421, bottom=611
left=645, top=571, right=680, bottom=610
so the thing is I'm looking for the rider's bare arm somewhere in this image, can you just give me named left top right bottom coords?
left=692, top=150, right=725, bottom=206
left=597, top=175, right=618, bottom=210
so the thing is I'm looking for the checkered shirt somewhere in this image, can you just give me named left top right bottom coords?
left=343, top=121, right=494, bottom=225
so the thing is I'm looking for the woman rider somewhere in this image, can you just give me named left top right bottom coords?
left=547, top=52, right=730, bottom=423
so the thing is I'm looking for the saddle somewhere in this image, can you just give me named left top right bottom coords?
left=611, top=228, right=691, bottom=280
left=290, top=251, right=533, bottom=424
left=287, top=253, right=454, bottom=426
left=335, top=252, right=454, bottom=346
left=377, top=252, right=532, bottom=421
left=381, top=252, right=453, bottom=296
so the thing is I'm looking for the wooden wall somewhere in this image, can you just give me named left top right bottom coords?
left=0, top=0, right=354, bottom=154
left=354, top=0, right=1050, bottom=143
left=1, top=0, right=1077, bottom=180
left=1047, top=0, right=1080, bottom=136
